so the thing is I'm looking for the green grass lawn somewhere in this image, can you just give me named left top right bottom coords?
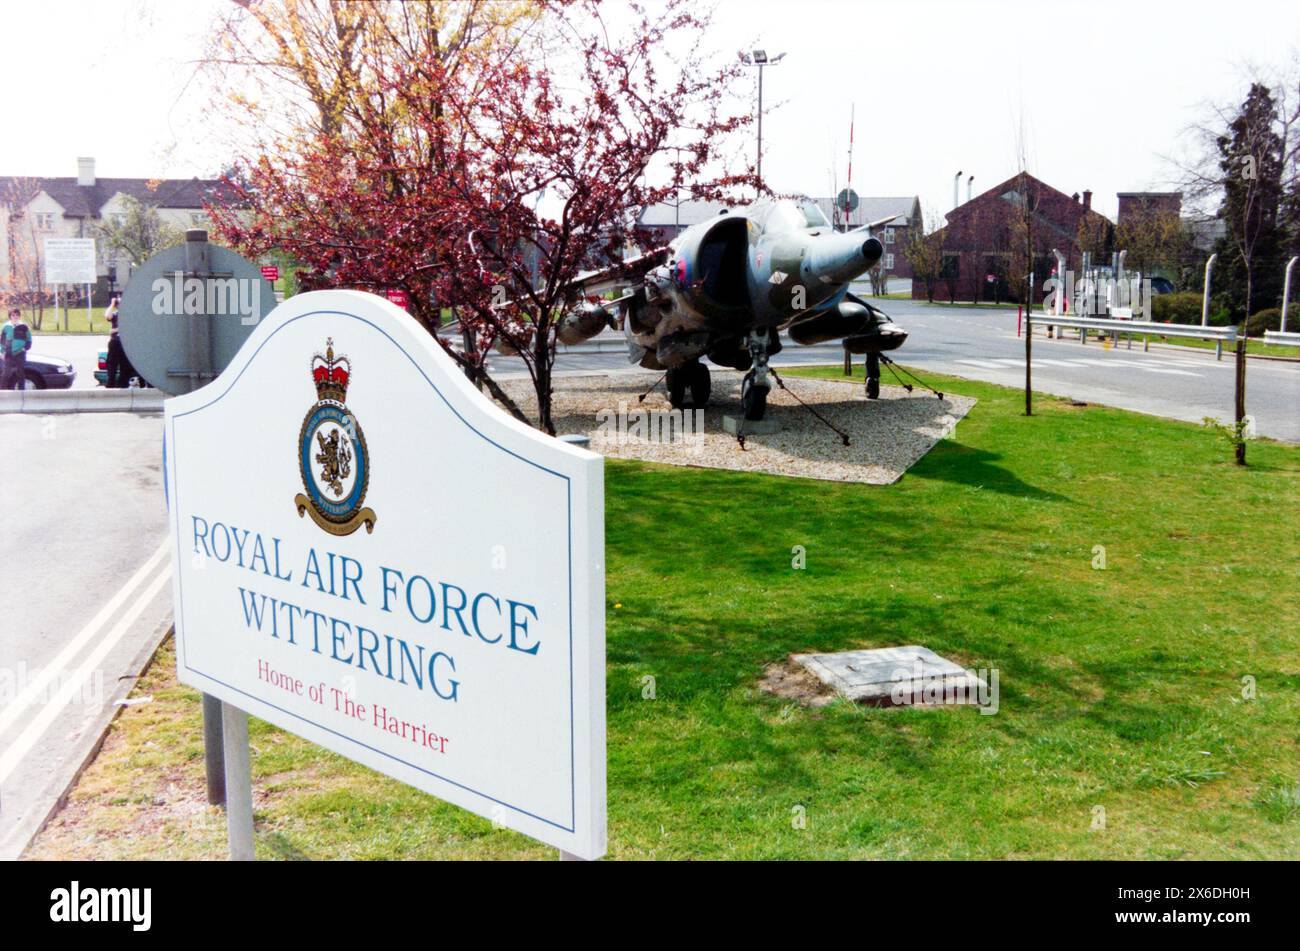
left=16, top=306, right=105, bottom=335
left=1154, top=334, right=1299, bottom=359
left=26, top=367, right=1300, bottom=860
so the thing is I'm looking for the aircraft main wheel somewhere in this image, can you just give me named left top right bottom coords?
left=688, top=361, right=710, bottom=407
left=741, top=372, right=768, bottom=421
left=866, top=377, right=880, bottom=399
left=666, top=366, right=689, bottom=409
left=668, top=362, right=710, bottom=409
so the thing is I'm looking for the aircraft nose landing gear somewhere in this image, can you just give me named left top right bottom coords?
left=866, top=352, right=881, bottom=400
left=741, top=328, right=774, bottom=421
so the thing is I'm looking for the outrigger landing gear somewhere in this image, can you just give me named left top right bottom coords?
left=666, top=360, right=711, bottom=410
left=741, top=328, right=773, bottom=421
left=866, top=352, right=881, bottom=400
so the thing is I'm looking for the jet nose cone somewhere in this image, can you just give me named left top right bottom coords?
left=861, top=237, right=884, bottom=267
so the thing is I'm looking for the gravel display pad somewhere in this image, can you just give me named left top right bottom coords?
left=502, top=371, right=976, bottom=484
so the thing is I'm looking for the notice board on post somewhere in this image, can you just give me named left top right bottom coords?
left=163, top=290, right=606, bottom=858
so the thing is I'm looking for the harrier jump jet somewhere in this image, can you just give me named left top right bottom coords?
left=552, top=197, right=908, bottom=421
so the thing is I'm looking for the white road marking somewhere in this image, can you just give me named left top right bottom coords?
left=958, top=355, right=1200, bottom=377
left=1132, top=367, right=1200, bottom=376
left=0, top=560, right=172, bottom=788
left=0, top=538, right=169, bottom=739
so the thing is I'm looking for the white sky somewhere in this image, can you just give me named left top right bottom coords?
left=2, top=0, right=1297, bottom=223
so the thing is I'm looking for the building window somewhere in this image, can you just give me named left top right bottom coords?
left=191, top=212, right=209, bottom=227
left=883, top=227, right=895, bottom=244
left=35, top=212, right=56, bottom=230
left=941, top=253, right=960, bottom=279
left=884, top=253, right=895, bottom=270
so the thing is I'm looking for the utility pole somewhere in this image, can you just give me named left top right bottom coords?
left=740, top=49, right=785, bottom=195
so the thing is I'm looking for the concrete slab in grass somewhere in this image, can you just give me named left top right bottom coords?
left=793, top=645, right=987, bottom=705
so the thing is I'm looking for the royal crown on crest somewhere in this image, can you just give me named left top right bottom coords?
left=311, top=338, right=351, bottom=404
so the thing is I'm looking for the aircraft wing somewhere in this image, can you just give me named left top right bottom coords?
left=846, top=213, right=904, bottom=234
left=485, top=245, right=670, bottom=317
left=562, top=246, right=671, bottom=298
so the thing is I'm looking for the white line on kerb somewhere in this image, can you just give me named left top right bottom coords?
left=0, top=561, right=172, bottom=788
left=0, top=538, right=169, bottom=740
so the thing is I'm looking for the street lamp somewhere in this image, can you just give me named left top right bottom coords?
left=739, top=49, right=786, bottom=195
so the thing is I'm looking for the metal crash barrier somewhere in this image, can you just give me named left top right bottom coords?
left=1263, top=330, right=1300, bottom=348
left=1032, top=314, right=1238, bottom=360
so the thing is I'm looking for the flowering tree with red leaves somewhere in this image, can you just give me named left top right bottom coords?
left=209, top=0, right=752, bottom=431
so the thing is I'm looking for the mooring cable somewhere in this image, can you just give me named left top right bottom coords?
left=879, top=355, right=945, bottom=400
left=768, top=367, right=851, bottom=446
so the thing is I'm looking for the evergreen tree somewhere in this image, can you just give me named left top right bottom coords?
left=1213, top=83, right=1284, bottom=318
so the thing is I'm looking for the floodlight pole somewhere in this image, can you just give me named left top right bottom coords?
left=741, top=51, right=784, bottom=196
left=1281, top=256, right=1298, bottom=333
left=1201, top=253, right=1217, bottom=326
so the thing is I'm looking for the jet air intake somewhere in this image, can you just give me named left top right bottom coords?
left=802, top=233, right=885, bottom=286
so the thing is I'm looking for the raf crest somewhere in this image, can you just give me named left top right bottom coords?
left=294, top=337, right=377, bottom=536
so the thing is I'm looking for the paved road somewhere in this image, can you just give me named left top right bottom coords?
left=874, top=301, right=1299, bottom=442
left=0, top=412, right=171, bottom=858
left=31, top=302, right=1300, bottom=440
left=488, top=299, right=1300, bottom=442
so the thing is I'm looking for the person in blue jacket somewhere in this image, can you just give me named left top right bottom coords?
left=1, top=308, right=32, bottom=390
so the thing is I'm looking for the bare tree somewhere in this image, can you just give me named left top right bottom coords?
left=904, top=206, right=944, bottom=303
left=1, top=178, right=47, bottom=329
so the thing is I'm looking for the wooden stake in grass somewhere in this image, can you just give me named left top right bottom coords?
left=1024, top=300, right=1033, bottom=417
left=1235, top=336, right=1247, bottom=466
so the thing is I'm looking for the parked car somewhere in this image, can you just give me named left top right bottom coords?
left=13, top=352, right=76, bottom=389
left=94, top=345, right=151, bottom=388
left=1149, top=276, right=1176, bottom=295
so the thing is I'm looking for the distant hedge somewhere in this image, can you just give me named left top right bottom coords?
left=1245, top=304, right=1300, bottom=337
left=1151, top=292, right=1230, bottom=325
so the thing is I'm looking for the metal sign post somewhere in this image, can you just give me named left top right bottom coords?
left=184, top=230, right=215, bottom=388
left=221, top=702, right=254, bottom=861
left=202, top=693, right=226, bottom=805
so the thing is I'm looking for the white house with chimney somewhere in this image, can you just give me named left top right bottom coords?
left=1, top=157, right=239, bottom=305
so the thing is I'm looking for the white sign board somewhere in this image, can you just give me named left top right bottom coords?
left=43, top=237, right=97, bottom=284
left=164, top=290, right=606, bottom=858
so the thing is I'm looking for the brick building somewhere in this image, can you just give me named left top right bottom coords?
left=914, top=173, right=1113, bottom=302
left=1116, top=191, right=1182, bottom=223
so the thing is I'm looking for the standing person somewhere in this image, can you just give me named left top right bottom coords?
left=1, top=308, right=32, bottom=390
left=104, top=295, right=128, bottom=387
